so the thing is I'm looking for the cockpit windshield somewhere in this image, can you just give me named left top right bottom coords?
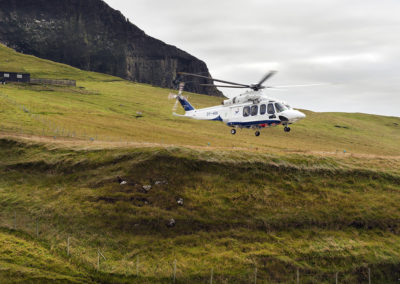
left=274, top=103, right=288, bottom=113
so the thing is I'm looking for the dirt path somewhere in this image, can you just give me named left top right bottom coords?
left=1, top=132, right=399, bottom=160
left=0, top=132, right=250, bottom=151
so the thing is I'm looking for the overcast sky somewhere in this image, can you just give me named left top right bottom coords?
left=105, top=0, right=399, bottom=117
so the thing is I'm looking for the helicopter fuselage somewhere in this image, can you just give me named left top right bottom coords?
left=173, top=72, right=307, bottom=135
left=174, top=91, right=305, bottom=132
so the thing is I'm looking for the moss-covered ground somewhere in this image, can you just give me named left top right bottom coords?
left=0, top=43, right=400, bottom=283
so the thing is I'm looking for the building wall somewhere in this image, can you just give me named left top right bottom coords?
left=0, top=72, right=76, bottom=86
left=0, top=71, right=30, bottom=82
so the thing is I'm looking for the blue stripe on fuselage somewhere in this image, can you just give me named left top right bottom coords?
left=227, top=120, right=281, bottom=127
left=211, top=115, right=223, bottom=121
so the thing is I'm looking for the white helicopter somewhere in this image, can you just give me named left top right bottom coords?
left=169, top=71, right=306, bottom=136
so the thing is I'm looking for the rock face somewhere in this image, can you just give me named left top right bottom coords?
left=0, top=0, right=222, bottom=96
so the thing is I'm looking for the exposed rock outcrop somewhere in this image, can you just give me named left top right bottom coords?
left=0, top=0, right=222, bottom=96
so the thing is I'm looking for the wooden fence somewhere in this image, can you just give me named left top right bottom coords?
left=30, top=78, right=76, bottom=87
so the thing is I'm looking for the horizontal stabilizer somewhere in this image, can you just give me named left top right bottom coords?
left=172, top=112, right=187, bottom=117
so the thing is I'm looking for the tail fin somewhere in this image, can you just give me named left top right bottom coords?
left=177, top=96, right=195, bottom=111
left=176, top=82, right=195, bottom=112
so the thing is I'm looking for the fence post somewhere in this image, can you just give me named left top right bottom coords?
left=67, top=237, right=70, bottom=256
left=97, top=249, right=100, bottom=270
left=368, top=267, right=371, bottom=284
left=297, top=268, right=299, bottom=284
left=335, top=272, right=338, bottom=284
left=36, top=219, right=39, bottom=237
left=254, top=266, right=258, bottom=284
left=136, top=255, right=139, bottom=276
left=97, top=248, right=106, bottom=271
left=210, top=267, right=214, bottom=284
left=173, top=259, right=177, bottom=283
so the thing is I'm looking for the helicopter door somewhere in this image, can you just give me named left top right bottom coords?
left=267, top=103, right=276, bottom=119
left=243, top=106, right=250, bottom=117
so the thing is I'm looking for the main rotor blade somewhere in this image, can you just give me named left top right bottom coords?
left=257, top=71, right=277, bottom=86
left=269, top=83, right=328, bottom=88
left=200, top=84, right=248, bottom=89
left=178, top=72, right=249, bottom=87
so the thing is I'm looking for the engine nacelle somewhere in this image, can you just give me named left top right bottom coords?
left=223, top=94, right=262, bottom=105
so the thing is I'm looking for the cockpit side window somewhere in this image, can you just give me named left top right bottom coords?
left=260, top=104, right=266, bottom=115
left=243, top=106, right=250, bottom=117
left=275, top=103, right=288, bottom=113
left=250, top=105, right=258, bottom=116
left=267, top=103, right=275, bottom=114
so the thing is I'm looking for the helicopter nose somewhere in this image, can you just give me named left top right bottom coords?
left=284, top=110, right=306, bottom=123
left=297, top=111, right=306, bottom=119
left=293, top=110, right=306, bottom=122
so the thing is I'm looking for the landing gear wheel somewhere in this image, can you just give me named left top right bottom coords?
left=255, top=131, right=260, bottom=137
left=231, top=129, right=236, bottom=135
left=284, top=127, right=291, bottom=133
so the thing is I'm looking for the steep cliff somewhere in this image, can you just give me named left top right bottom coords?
left=0, top=0, right=222, bottom=96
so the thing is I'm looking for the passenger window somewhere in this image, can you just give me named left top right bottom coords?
left=243, top=106, right=250, bottom=117
left=250, top=105, right=258, bottom=116
left=267, top=103, right=275, bottom=114
left=260, top=104, right=266, bottom=115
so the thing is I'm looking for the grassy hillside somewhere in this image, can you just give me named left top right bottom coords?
left=1, top=44, right=400, bottom=283
left=0, top=44, right=399, bottom=156
left=0, top=139, right=400, bottom=283
left=0, top=228, right=90, bottom=283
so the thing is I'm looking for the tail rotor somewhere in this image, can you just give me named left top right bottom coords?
left=168, top=82, right=186, bottom=112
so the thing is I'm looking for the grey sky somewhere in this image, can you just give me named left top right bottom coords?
left=105, top=0, right=400, bottom=116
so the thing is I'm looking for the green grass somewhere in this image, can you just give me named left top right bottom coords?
left=0, top=44, right=399, bottom=156
left=1, top=139, right=400, bottom=283
left=1, top=43, right=400, bottom=283
left=0, top=228, right=91, bottom=283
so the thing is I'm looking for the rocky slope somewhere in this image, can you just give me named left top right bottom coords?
left=0, top=0, right=221, bottom=96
